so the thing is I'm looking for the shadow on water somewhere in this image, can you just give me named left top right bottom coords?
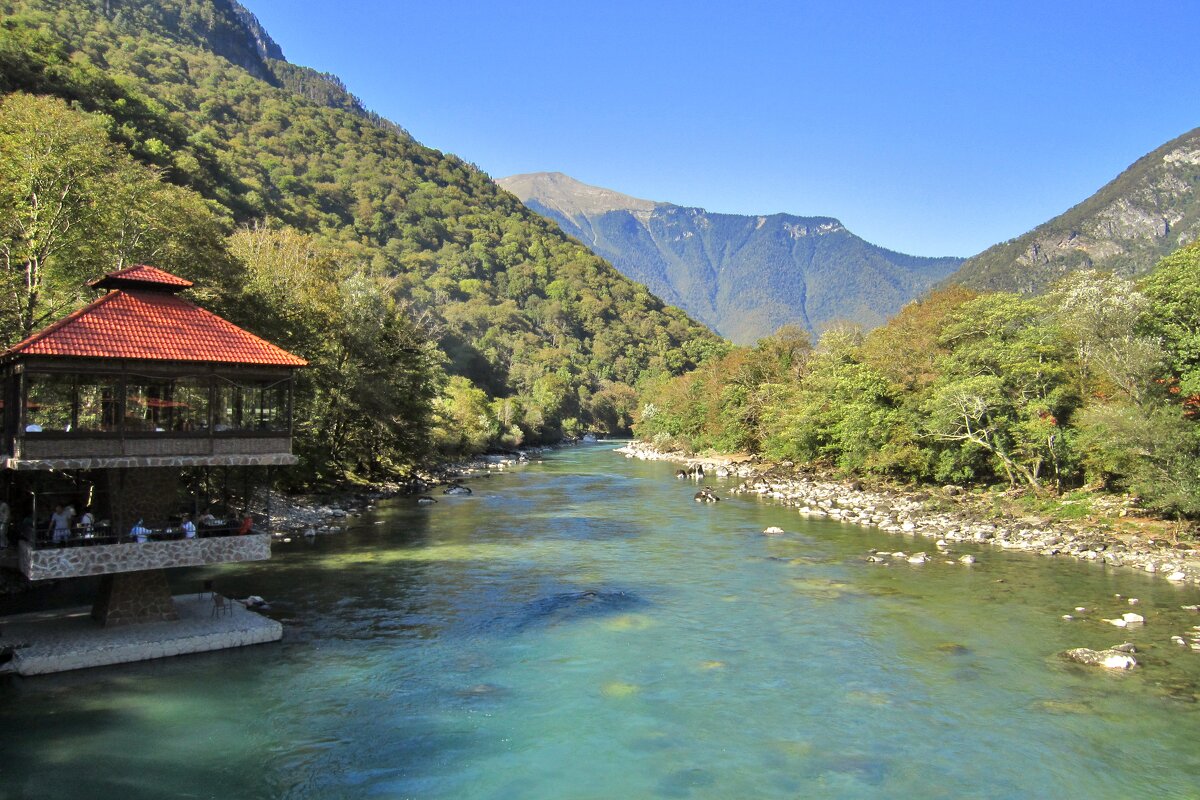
left=482, top=587, right=647, bottom=633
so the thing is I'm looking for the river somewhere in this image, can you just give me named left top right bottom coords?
left=2, top=444, right=1200, bottom=798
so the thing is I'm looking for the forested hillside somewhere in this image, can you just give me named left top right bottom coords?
left=0, top=0, right=720, bottom=484
left=638, top=243, right=1200, bottom=518
left=499, top=172, right=963, bottom=344
left=948, top=125, right=1200, bottom=294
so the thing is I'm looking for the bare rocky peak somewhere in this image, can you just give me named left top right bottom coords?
left=949, top=125, right=1200, bottom=293
left=498, top=172, right=659, bottom=218
left=228, top=1, right=285, bottom=62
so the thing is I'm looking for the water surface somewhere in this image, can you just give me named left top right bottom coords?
left=2, top=445, right=1200, bottom=798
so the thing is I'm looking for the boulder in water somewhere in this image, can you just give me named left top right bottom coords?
left=1063, top=647, right=1138, bottom=670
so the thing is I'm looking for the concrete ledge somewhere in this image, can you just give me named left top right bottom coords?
left=3, top=452, right=298, bottom=470
left=20, top=534, right=271, bottom=581
left=1, top=595, right=282, bottom=676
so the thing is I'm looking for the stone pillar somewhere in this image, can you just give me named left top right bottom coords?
left=106, top=467, right=183, bottom=532
left=91, top=568, right=179, bottom=626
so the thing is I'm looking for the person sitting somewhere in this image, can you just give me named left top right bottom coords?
left=237, top=514, right=254, bottom=535
left=198, top=508, right=219, bottom=526
left=48, top=505, right=72, bottom=545
left=130, top=519, right=151, bottom=543
left=182, top=513, right=196, bottom=539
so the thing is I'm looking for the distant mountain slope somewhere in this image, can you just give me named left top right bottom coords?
left=949, top=126, right=1200, bottom=293
left=498, top=173, right=963, bottom=344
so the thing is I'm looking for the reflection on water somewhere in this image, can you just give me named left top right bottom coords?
left=2, top=445, right=1200, bottom=799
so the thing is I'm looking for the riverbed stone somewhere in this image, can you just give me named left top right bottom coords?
left=1063, top=647, right=1138, bottom=670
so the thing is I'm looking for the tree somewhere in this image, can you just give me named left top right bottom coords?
left=1048, top=269, right=1163, bottom=404
left=0, top=92, right=235, bottom=343
left=926, top=293, right=1077, bottom=488
left=1141, top=241, right=1200, bottom=399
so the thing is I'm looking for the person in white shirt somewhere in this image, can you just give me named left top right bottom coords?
left=78, top=508, right=96, bottom=538
left=48, top=505, right=71, bottom=544
left=182, top=514, right=196, bottom=539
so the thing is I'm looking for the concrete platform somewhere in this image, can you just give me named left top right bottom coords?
left=0, top=595, right=282, bottom=676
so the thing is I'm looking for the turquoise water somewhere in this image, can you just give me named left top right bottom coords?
left=2, top=444, right=1200, bottom=798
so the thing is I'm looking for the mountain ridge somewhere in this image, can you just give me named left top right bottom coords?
left=499, top=172, right=963, bottom=344
left=947, top=125, right=1200, bottom=293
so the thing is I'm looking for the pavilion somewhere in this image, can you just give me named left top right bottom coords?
left=0, top=266, right=306, bottom=671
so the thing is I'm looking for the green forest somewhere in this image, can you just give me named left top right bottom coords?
left=637, top=244, right=1200, bottom=518
left=0, top=0, right=720, bottom=485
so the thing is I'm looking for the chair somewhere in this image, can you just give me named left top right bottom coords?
left=198, top=579, right=214, bottom=600
left=211, top=593, right=232, bottom=618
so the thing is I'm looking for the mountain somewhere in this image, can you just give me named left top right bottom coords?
left=0, top=0, right=720, bottom=460
left=948, top=126, right=1200, bottom=293
left=498, top=172, right=964, bottom=344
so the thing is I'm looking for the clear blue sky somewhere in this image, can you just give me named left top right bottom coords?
left=241, top=0, right=1199, bottom=257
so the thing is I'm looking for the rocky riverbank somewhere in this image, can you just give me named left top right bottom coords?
left=264, top=446, right=557, bottom=537
left=615, top=441, right=1200, bottom=586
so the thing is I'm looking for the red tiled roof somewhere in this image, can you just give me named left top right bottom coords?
left=88, top=264, right=194, bottom=291
left=3, top=290, right=307, bottom=367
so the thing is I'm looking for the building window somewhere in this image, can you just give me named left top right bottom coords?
left=173, top=377, right=210, bottom=432
left=25, top=374, right=75, bottom=432
left=213, top=378, right=289, bottom=432
left=243, top=380, right=289, bottom=432
left=126, top=377, right=212, bottom=432
left=213, top=380, right=239, bottom=431
left=76, top=378, right=120, bottom=432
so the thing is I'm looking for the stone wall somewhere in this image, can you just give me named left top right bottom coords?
left=107, top=466, right=181, bottom=528
left=92, top=568, right=178, bottom=626
left=19, top=534, right=271, bottom=581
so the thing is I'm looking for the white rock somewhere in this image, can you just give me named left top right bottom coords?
left=1128, top=598, right=1139, bottom=605
left=901, top=521, right=916, bottom=532
left=935, top=539, right=949, bottom=549
left=1064, top=647, right=1137, bottom=670
left=763, top=526, right=785, bottom=535
left=1172, top=635, right=1187, bottom=646
left=958, top=554, right=976, bottom=564
left=1062, top=614, right=1074, bottom=620
left=1099, top=653, right=1138, bottom=669
left=1167, top=571, right=1188, bottom=582
left=1107, top=618, right=1129, bottom=628
left=1122, top=613, right=1145, bottom=625
left=1074, top=607, right=1087, bottom=612
left=907, top=553, right=929, bottom=564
